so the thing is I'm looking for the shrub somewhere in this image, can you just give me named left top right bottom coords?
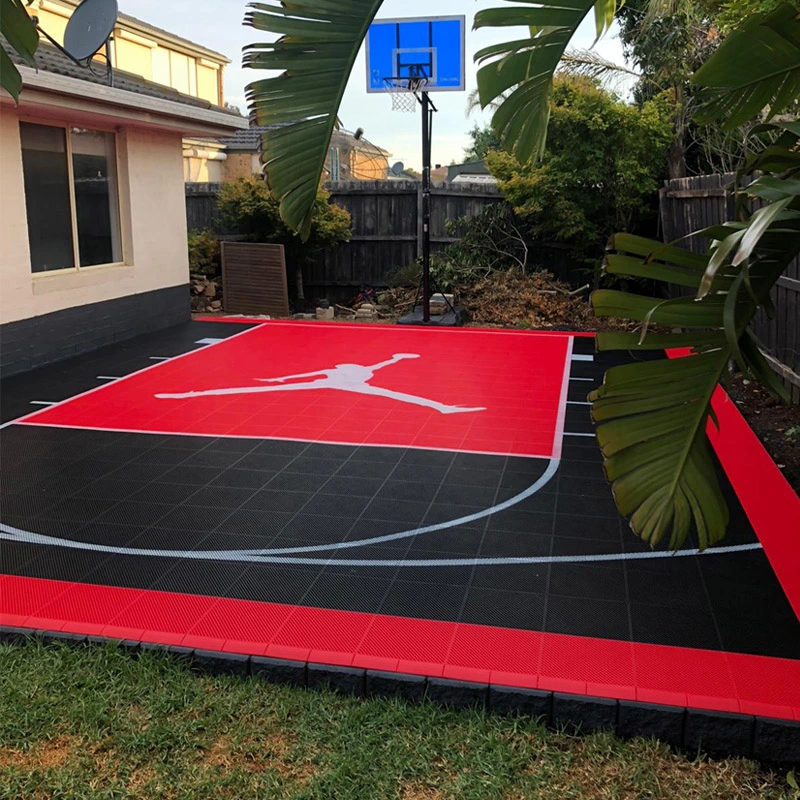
left=487, top=75, right=673, bottom=274
left=187, top=229, right=220, bottom=277
left=217, top=178, right=351, bottom=300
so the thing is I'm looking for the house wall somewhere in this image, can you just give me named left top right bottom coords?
left=27, top=0, right=224, bottom=105
left=222, top=152, right=260, bottom=182
left=0, top=111, right=191, bottom=374
left=184, top=155, right=224, bottom=183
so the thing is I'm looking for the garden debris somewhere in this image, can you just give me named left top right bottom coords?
left=459, top=269, right=593, bottom=329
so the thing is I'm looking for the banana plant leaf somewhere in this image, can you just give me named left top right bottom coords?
left=0, top=0, right=39, bottom=103
left=473, top=0, right=613, bottom=163
left=593, top=129, right=800, bottom=548
left=243, top=0, right=386, bottom=238
left=693, top=3, right=800, bottom=129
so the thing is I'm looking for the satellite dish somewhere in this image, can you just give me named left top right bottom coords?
left=63, top=0, right=118, bottom=62
left=390, top=161, right=405, bottom=176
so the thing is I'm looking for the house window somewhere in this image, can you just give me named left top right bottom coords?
left=20, top=122, right=122, bottom=273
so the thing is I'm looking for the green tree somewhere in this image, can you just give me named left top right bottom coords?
left=487, top=76, right=672, bottom=269
left=217, top=178, right=351, bottom=302
left=615, top=0, right=722, bottom=177
left=463, top=124, right=502, bottom=161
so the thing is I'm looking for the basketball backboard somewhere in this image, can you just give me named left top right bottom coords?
left=366, top=16, right=465, bottom=93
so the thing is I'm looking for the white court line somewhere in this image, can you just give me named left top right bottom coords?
left=29, top=401, right=57, bottom=406
left=550, top=336, right=574, bottom=461
left=570, top=377, right=594, bottom=382
left=149, top=356, right=170, bottom=361
left=0, top=325, right=262, bottom=432
left=567, top=401, right=591, bottom=406
left=0, top=521, right=763, bottom=567
left=571, top=354, right=594, bottom=362
left=0, top=331, right=757, bottom=569
left=96, top=376, right=121, bottom=381
left=195, top=338, right=225, bottom=345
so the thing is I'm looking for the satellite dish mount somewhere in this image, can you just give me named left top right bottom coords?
left=32, top=0, right=118, bottom=86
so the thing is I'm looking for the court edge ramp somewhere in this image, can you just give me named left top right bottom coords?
left=2, top=626, right=798, bottom=766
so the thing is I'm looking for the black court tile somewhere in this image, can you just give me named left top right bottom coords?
left=266, top=471, right=333, bottom=493
left=405, top=526, right=486, bottom=556
left=300, top=573, right=388, bottom=615
left=629, top=603, right=722, bottom=651
left=215, top=509, right=294, bottom=538
left=208, top=469, right=273, bottom=490
left=301, top=493, right=372, bottom=518
left=471, top=565, right=549, bottom=595
left=127, top=482, right=204, bottom=505
left=461, top=588, right=546, bottom=630
left=1, top=325, right=799, bottom=668
left=546, top=595, right=632, bottom=641
left=479, top=530, right=552, bottom=558
left=377, top=480, right=440, bottom=503
left=435, top=483, right=498, bottom=506
left=321, top=475, right=385, bottom=498
left=362, top=498, right=431, bottom=525
left=155, top=505, right=234, bottom=532
left=423, top=503, right=491, bottom=530
left=73, top=479, right=151, bottom=502
left=487, top=507, right=555, bottom=533
left=243, top=490, right=315, bottom=514
left=380, top=580, right=469, bottom=621
left=548, top=564, right=627, bottom=602
left=235, top=453, right=295, bottom=472
left=185, top=486, right=260, bottom=509
left=389, top=463, right=449, bottom=484
left=137, top=463, right=214, bottom=485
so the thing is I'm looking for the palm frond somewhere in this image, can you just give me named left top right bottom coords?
left=0, top=0, right=39, bottom=103
left=692, top=3, right=800, bottom=129
left=558, top=48, right=642, bottom=92
left=592, top=127, right=800, bottom=549
left=243, top=0, right=386, bottom=238
left=473, top=0, right=613, bottom=163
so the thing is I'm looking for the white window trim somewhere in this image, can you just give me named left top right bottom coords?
left=21, top=118, right=127, bottom=277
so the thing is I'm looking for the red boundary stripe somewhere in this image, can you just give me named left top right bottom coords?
left=194, top=316, right=598, bottom=337
left=3, top=337, right=799, bottom=721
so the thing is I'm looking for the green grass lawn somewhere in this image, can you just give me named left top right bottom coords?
left=0, top=640, right=794, bottom=799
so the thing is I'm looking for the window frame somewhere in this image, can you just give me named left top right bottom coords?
left=19, top=117, right=127, bottom=276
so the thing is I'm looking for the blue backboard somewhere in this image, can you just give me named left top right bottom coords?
left=366, top=16, right=466, bottom=93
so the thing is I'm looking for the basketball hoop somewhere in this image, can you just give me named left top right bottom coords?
left=383, top=77, right=427, bottom=112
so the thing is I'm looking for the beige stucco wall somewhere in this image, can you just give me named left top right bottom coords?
left=114, top=37, right=154, bottom=81
left=27, top=1, right=224, bottom=106
left=184, top=155, right=223, bottom=183
left=196, top=64, right=220, bottom=106
left=0, top=110, right=190, bottom=325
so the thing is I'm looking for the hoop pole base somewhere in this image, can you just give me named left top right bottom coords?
left=421, top=90, right=432, bottom=323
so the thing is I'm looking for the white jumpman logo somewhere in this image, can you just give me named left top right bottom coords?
left=155, top=353, right=486, bottom=415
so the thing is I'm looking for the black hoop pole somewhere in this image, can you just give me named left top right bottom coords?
left=421, top=89, right=431, bottom=322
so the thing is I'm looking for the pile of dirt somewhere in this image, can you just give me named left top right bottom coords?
left=727, top=374, right=800, bottom=493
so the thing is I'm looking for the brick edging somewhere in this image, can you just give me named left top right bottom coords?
left=2, top=626, right=798, bottom=765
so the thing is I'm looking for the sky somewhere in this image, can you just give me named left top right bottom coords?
left=120, top=0, right=629, bottom=170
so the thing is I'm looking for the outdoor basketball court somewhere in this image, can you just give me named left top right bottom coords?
left=1, top=318, right=799, bottom=758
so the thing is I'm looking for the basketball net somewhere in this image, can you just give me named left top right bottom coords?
left=384, top=77, right=427, bottom=112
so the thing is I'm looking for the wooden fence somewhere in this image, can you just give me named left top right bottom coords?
left=305, top=180, right=504, bottom=301
left=185, top=183, right=223, bottom=232
left=185, top=180, right=506, bottom=302
left=660, top=174, right=800, bottom=403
